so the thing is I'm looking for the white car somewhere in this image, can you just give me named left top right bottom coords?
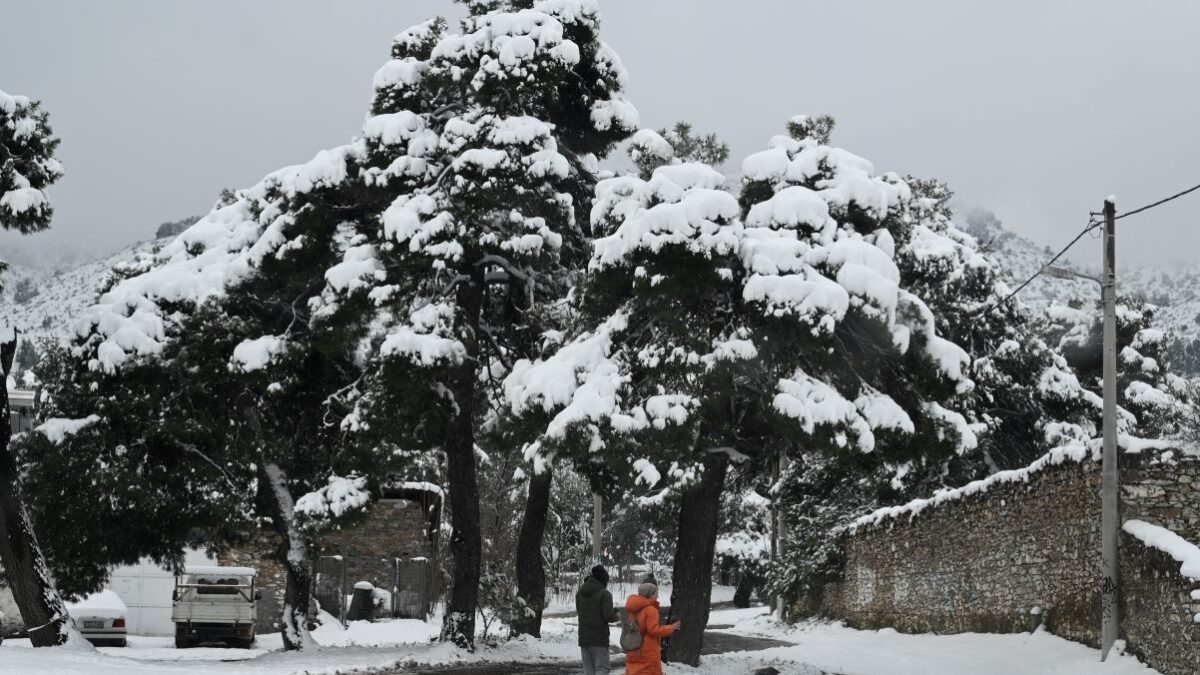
left=68, top=590, right=128, bottom=647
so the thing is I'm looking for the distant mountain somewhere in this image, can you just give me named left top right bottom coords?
left=961, top=207, right=1200, bottom=373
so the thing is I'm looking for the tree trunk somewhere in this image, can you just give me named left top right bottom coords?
left=440, top=280, right=484, bottom=648
left=261, top=462, right=317, bottom=652
left=279, top=550, right=315, bottom=650
left=0, top=336, right=76, bottom=647
left=513, top=466, right=553, bottom=637
left=666, top=453, right=729, bottom=667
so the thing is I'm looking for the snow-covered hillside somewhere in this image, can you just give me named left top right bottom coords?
left=962, top=207, right=1200, bottom=352
left=0, top=239, right=162, bottom=349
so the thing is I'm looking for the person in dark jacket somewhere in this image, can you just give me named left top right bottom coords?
left=576, top=564, right=617, bottom=675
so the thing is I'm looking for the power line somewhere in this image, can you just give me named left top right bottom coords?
left=1114, top=181, right=1200, bottom=221
left=977, top=217, right=1100, bottom=316
left=977, top=179, right=1200, bottom=317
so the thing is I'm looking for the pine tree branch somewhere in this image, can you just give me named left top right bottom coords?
left=179, top=442, right=239, bottom=494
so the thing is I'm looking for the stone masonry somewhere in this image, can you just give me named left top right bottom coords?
left=221, top=493, right=439, bottom=632
left=795, top=447, right=1200, bottom=675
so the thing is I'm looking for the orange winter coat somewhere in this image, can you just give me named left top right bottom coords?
left=624, top=594, right=676, bottom=675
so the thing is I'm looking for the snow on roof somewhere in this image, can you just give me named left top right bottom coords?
left=1122, top=519, right=1200, bottom=582
left=67, top=590, right=127, bottom=620
left=852, top=436, right=1182, bottom=532
left=184, top=565, right=257, bottom=578
left=395, top=480, right=444, bottom=496
left=7, top=387, right=35, bottom=408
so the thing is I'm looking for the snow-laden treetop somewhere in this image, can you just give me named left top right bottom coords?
left=1, top=89, right=63, bottom=236
left=505, top=121, right=986, bottom=492
left=71, top=0, right=636, bottom=376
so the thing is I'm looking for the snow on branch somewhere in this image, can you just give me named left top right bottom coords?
left=293, top=475, right=371, bottom=533
left=230, top=335, right=288, bottom=372
left=773, top=368, right=874, bottom=452
left=76, top=143, right=365, bottom=373
left=35, top=415, right=101, bottom=444
left=504, top=311, right=632, bottom=445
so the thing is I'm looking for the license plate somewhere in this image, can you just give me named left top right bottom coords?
left=82, top=620, right=104, bottom=629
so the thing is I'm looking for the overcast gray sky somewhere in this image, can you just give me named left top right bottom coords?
left=2, top=0, right=1198, bottom=266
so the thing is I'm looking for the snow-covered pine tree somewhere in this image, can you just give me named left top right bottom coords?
left=756, top=124, right=1104, bottom=607
left=0, top=89, right=78, bottom=648
left=1047, top=295, right=1195, bottom=439
left=338, top=0, right=636, bottom=644
left=896, top=178, right=1094, bottom=479
left=0, top=91, right=61, bottom=236
left=17, top=339, right=250, bottom=602
left=38, top=136, right=394, bottom=650
left=506, top=117, right=995, bottom=664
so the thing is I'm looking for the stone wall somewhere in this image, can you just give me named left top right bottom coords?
left=219, top=495, right=438, bottom=632
left=1122, top=536, right=1200, bottom=675
left=219, top=531, right=289, bottom=634
left=796, top=447, right=1200, bottom=675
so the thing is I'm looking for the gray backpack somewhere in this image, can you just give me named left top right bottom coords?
left=619, top=608, right=643, bottom=652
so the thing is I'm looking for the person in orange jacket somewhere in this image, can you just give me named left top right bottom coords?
left=624, top=582, right=681, bottom=675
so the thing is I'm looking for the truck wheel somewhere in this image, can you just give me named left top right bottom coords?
left=175, top=635, right=191, bottom=649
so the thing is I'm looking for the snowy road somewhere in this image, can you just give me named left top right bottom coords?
left=363, top=630, right=810, bottom=675
left=0, top=607, right=1165, bottom=674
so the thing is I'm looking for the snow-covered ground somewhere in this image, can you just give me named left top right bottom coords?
left=1, top=604, right=1163, bottom=675
left=682, top=607, right=1161, bottom=675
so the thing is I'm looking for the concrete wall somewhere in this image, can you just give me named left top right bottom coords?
left=795, top=448, right=1200, bottom=675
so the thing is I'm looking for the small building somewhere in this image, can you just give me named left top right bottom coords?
left=7, top=388, right=35, bottom=434
left=222, top=483, right=442, bottom=632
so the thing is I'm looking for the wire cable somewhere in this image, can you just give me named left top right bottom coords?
left=976, top=180, right=1200, bottom=316
left=977, top=218, right=1100, bottom=316
left=1115, top=181, right=1200, bottom=221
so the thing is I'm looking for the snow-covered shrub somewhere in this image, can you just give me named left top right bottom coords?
left=476, top=567, right=528, bottom=646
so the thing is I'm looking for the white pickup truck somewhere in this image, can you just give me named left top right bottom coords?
left=172, top=565, right=259, bottom=648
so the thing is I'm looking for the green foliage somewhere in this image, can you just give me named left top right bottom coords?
left=0, top=93, right=62, bottom=235
left=18, top=341, right=251, bottom=598
left=154, top=215, right=200, bottom=240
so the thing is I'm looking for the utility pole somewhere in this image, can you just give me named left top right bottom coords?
left=591, top=493, right=602, bottom=562
left=1100, top=197, right=1119, bottom=661
left=774, top=450, right=790, bottom=621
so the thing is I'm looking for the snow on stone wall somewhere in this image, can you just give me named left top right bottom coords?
left=795, top=449, right=1200, bottom=675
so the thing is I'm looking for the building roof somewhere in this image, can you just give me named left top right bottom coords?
left=7, top=388, right=35, bottom=409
